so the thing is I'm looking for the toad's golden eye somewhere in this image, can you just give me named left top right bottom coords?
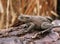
left=20, top=17, right=25, bottom=19
left=23, top=17, right=26, bottom=20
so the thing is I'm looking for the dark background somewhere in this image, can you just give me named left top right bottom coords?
left=57, top=0, right=60, bottom=15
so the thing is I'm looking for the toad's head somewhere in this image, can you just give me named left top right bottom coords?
left=18, top=15, right=31, bottom=23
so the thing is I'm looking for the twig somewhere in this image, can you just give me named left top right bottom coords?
left=36, top=0, right=40, bottom=16
left=24, top=0, right=36, bottom=15
left=51, top=11, right=59, bottom=17
left=6, top=0, right=9, bottom=29
left=0, top=0, right=4, bottom=29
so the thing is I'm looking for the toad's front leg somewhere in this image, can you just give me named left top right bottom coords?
left=24, top=22, right=35, bottom=33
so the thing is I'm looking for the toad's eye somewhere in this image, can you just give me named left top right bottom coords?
left=20, top=17, right=27, bottom=20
